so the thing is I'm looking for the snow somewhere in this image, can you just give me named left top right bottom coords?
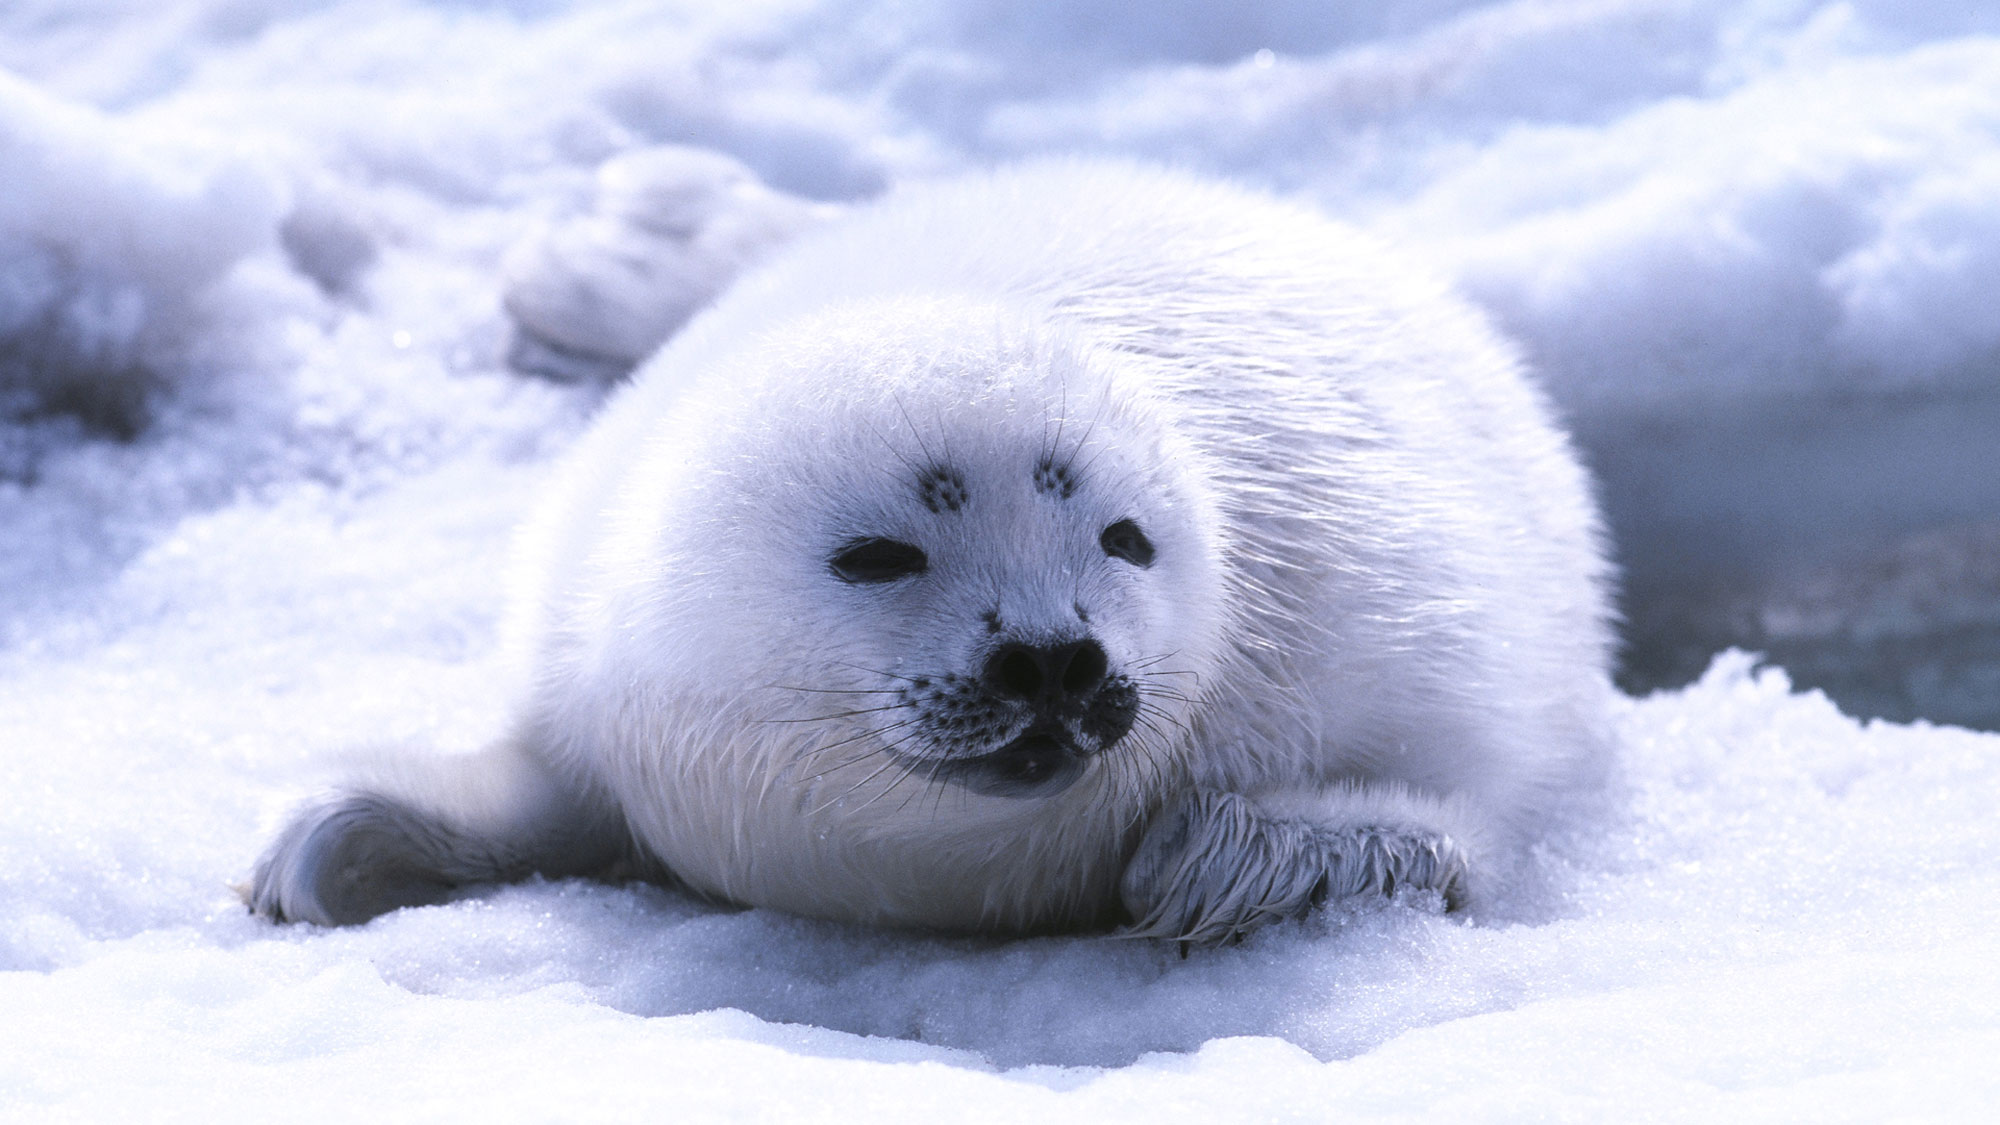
left=4, top=0, right=1999, bottom=1117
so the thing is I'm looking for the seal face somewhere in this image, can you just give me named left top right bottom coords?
left=248, top=161, right=1615, bottom=942
left=825, top=448, right=1153, bottom=798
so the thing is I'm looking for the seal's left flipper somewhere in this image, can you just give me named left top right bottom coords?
left=1119, top=786, right=1477, bottom=947
left=246, top=737, right=629, bottom=926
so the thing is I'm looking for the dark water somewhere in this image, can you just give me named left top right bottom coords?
left=1579, top=389, right=2000, bottom=731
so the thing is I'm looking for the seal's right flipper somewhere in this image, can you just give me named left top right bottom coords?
left=247, top=739, right=626, bottom=926
left=1118, top=785, right=1477, bottom=948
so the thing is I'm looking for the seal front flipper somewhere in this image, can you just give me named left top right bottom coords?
left=247, top=737, right=627, bottom=926
left=1118, top=785, right=1477, bottom=948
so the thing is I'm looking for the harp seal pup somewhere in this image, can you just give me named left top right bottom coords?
left=249, top=161, right=1615, bottom=945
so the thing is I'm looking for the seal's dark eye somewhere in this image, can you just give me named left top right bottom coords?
left=830, top=538, right=928, bottom=584
left=1100, top=519, right=1154, bottom=567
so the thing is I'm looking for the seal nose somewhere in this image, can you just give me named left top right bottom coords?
left=985, top=639, right=1109, bottom=708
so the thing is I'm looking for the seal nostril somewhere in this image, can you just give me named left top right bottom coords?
left=994, top=649, right=1043, bottom=700
left=986, top=639, right=1108, bottom=705
left=1062, top=639, right=1107, bottom=695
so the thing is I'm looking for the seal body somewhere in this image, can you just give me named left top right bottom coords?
left=251, top=162, right=1615, bottom=942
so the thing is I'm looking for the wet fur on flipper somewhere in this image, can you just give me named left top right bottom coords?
left=1120, top=785, right=1480, bottom=946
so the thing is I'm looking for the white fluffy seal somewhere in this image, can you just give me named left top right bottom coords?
left=250, top=161, right=1615, bottom=945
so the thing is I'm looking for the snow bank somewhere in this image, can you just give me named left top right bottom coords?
left=1389, top=32, right=2000, bottom=410
left=11, top=1, right=2000, bottom=416
left=972, top=1, right=2000, bottom=408
left=4, top=0, right=2000, bottom=1117
left=0, top=68, right=285, bottom=431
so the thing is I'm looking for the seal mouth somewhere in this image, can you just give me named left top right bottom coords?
left=929, top=731, right=1085, bottom=798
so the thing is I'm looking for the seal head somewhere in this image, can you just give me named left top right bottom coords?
left=554, top=295, right=1229, bottom=926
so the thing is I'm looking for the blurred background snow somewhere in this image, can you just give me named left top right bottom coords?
left=4, top=1, right=1999, bottom=1117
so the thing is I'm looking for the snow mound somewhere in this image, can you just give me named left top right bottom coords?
left=502, top=145, right=838, bottom=382
left=1393, top=34, right=2000, bottom=411
left=0, top=68, right=284, bottom=431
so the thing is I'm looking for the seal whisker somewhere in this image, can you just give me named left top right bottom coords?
left=797, top=715, right=924, bottom=765
left=932, top=402, right=956, bottom=472
left=792, top=729, right=906, bottom=778
left=860, top=417, right=925, bottom=479
left=1137, top=703, right=1193, bottom=728
left=1058, top=380, right=1116, bottom=476
left=846, top=666, right=927, bottom=684
left=826, top=660, right=930, bottom=686
left=1132, top=699, right=1184, bottom=731
left=892, top=391, right=940, bottom=469
left=808, top=750, right=912, bottom=816
left=759, top=704, right=907, bottom=725
left=1100, top=726, right=1165, bottom=830
left=848, top=726, right=948, bottom=816
left=885, top=749, right=954, bottom=820
left=1067, top=431, right=1119, bottom=484
left=1130, top=713, right=1188, bottom=803
left=792, top=746, right=892, bottom=787
left=1049, top=379, right=1068, bottom=463
left=1129, top=713, right=1185, bottom=764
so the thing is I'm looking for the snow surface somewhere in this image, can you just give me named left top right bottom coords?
left=5, top=0, right=2000, bottom=1117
